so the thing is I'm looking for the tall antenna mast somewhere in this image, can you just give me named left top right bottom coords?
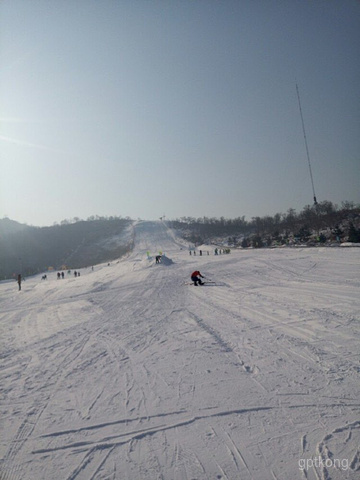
left=296, top=83, right=318, bottom=205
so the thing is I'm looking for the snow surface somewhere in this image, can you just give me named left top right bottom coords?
left=0, top=220, right=359, bottom=480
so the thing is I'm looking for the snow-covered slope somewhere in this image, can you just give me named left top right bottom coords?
left=1, top=221, right=359, bottom=480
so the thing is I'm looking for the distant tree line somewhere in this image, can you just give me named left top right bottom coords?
left=167, top=201, right=360, bottom=247
left=54, top=214, right=132, bottom=226
left=0, top=216, right=133, bottom=280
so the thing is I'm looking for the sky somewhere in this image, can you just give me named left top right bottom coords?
left=1, top=0, right=359, bottom=226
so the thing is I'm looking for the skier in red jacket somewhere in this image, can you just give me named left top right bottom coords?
left=191, top=270, right=204, bottom=286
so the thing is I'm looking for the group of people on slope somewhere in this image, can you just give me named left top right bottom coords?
left=16, top=259, right=206, bottom=292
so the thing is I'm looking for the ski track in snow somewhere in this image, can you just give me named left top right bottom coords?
left=0, top=220, right=359, bottom=480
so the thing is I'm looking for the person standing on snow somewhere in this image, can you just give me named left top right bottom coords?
left=191, top=270, right=205, bottom=286
left=17, top=274, right=22, bottom=291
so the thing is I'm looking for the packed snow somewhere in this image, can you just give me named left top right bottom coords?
left=0, top=221, right=359, bottom=480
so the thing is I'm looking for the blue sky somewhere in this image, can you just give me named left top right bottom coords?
left=1, top=0, right=359, bottom=226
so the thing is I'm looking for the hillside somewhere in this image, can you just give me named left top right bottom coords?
left=0, top=218, right=30, bottom=236
left=2, top=201, right=359, bottom=280
left=0, top=217, right=134, bottom=280
left=168, top=201, right=360, bottom=247
left=0, top=221, right=359, bottom=479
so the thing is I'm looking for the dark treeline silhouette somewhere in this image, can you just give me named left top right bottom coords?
left=0, top=218, right=30, bottom=236
left=0, top=216, right=133, bottom=280
left=167, top=201, right=360, bottom=247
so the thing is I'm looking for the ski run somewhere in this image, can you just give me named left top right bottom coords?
left=0, top=220, right=359, bottom=480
